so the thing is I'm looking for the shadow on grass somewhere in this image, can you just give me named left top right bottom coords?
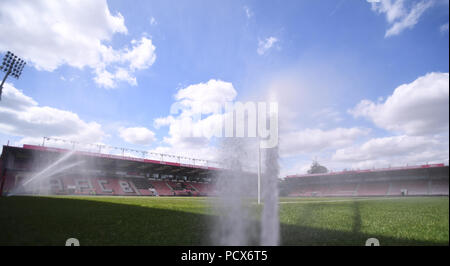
left=281, top=223, right=448, bottom=246
left=0, top=196, right=215, bottom=246
left=0, top=196, right=447, bottom=246
left=281, top=200, right=448, bottom=246
left=352, top=201, right=362, bottom=234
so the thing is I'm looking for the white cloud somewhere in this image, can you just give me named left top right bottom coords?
left=0, top=0, right=125, bottom=71
left=154, top=115, right=176, bottom=129
left=349, top=72, right=449, bottom=135
left=153, top=79, right=238, bottom=155
left=280, top=127, right=370, bottom=157
left=119, top=127, right=156, bottom=145
left=280, top=160, right=313, bottom=178
left=440, top=22, right=449, bottom=33
left=175, top=80, right=236, bottom=104
left=113, top=67, right=138, bottom=86
left=312, top=107, right=343, bottom=124
left=385, top=1, right=434, bottom=37
left=257, top=37, right=279, bottom=55
left=123, top=37, right=157, bottom=71
left=150, top=17, right=157, bottom=26
left=369, top=0, right=434, bottom=37
left=162, top=113, right=225, bottom=146
left=332, top=134, right=449, bottom=168
left=333, top=72, right=450, bottom=170
left=283, top=132, right=449, bottom=174
left=0, top=0, right=156, bottom=88
left=0, top=83, right=105, bottom=144
left=370, top=0, right=406, bottom=23
left=243, top=6, right=253, bottom=19
left=174, top=79, right=237, bottom=114
left=148, top=145, right=218, bottom=162
left=94, top=67, right=138, bottom=88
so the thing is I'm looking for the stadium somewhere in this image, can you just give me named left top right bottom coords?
left=0, top=0, right=448, bottom=252
left=0, top=143, right=222, bottom=197
left=282, top=164, right=449, bottom=197
left=1, top=142, right=448, bottom=198
left=0, top=141, right=448, bottom=246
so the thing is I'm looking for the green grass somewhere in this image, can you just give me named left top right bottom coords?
left=0, top=196, right=448, bottom=246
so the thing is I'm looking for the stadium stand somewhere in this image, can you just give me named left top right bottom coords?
left=357, top=182, right=389, bottom=196
left=430, top=180, right=449, bottom=195
left=165, top=181, right=199, bottom=196
left=148, top=180, right=175, bottom=196
left=128, top=177, right=156, bottom=196
left=191, top=182, right=216, bottom=196
left=284, top=164, right=449, bottom=197
left=0, top=172, right=212, bottom=196
left=325, top=183, right=358, bottom=196
left=0, top=144, right=219, bottom=196
left=388, top=180, right=429, bottom=196
left=1, top=143, right=448, bottom=197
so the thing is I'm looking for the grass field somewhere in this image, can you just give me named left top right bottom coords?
left=0, top=195, right=448, bottom=246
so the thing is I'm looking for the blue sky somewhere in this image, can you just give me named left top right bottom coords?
left=0, top=0, right=448, bottom=176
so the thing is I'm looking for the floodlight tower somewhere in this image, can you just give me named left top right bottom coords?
left=0, top=51, right=26, bottom=101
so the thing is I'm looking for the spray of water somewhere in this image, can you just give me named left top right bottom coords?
left=210, top=138, right=253, bottom=245
left=9, top=150, right=83, bottom=196
left=211, top=137, right=280, bottom=246
left=260, top=144, right=280, bottom=245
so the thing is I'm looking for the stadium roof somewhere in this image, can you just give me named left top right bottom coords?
left=286, top=163, right=448, bottom=179
left=1, top=144, right=222, bottom=177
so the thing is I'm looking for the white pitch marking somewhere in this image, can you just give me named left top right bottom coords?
left=278, top=197, right=413, bottom=204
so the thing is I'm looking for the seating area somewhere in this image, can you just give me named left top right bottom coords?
left=191, top=182, right=216, bottom=196
left=62, top=176, right=141, bottom=196
left=357, top=182, right=389, bottom=196
left=291, top=184, right=326, bottom=197
left=129, top=177, right=153, bottom=190
left=166, top=181, right=184, bottom=190
left=287, top=179, right=448, bottom=197
left=430, top=180, right=449, bottom=195
left=0, top=173, right=19, bottom=194
left=0, top=172, right=218, bottom=197
left=149, top=180, right=174, bottom=196
left=388, top=180, right=429, bottom=195
left=2, top=169, right=446, bottom=198
left=169, top=181, right=201, bottom=196
left=325, top=183, right=358, bottom=196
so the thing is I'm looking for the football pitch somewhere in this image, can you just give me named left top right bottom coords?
left=0, top=196, right=448, bottom=246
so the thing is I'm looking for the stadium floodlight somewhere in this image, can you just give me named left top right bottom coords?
left=0, top=51, right=26, bottom=101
